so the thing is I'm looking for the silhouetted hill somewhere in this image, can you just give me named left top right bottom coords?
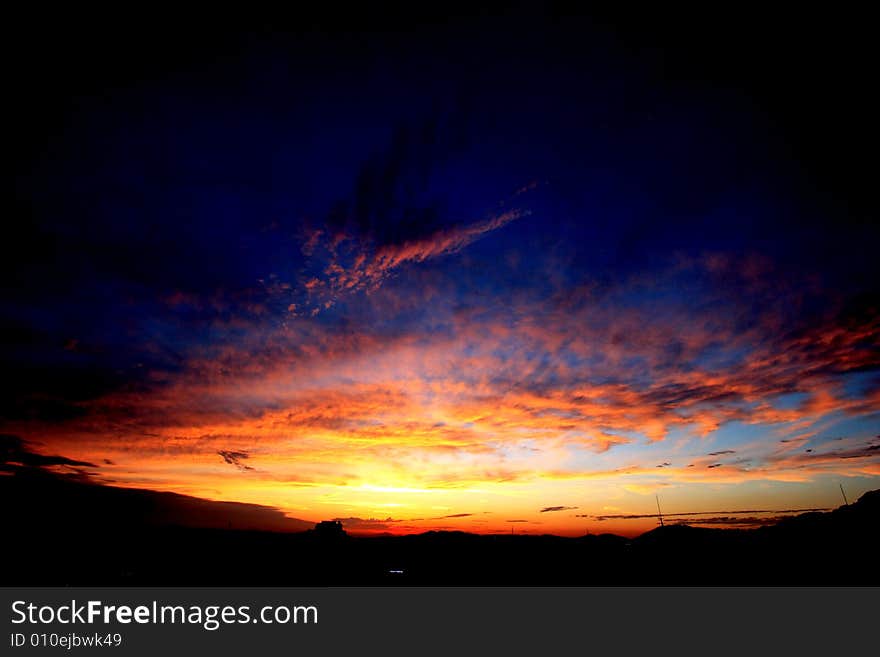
left=2, top=464, right=313, bottom=533
left=2, top=468, right=877, bottom=585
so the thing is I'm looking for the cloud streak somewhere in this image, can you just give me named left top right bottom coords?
left=217, top=450, right=254, bottom=471
left=291, top=208, right=528, bottom=315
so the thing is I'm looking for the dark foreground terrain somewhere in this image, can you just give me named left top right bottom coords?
left=4, top=470, right=878, bottom=585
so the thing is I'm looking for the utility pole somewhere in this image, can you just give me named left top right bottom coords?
left=839, top=483, right=849, bottom=506
left=656, top=494, right=664, bottom=527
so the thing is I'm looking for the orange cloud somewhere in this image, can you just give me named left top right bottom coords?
left=6, top=253, right=879, bottom=533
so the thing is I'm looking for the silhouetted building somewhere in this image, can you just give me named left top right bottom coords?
left=314, top=520, right=346, bottom=538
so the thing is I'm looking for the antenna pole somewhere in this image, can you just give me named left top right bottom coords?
left=656, top=494, right=664, bottom=527
left=839, top=483, right=849, bottom=506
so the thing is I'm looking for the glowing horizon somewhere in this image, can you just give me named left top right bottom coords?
left=8, top=212, right=879, bottom=536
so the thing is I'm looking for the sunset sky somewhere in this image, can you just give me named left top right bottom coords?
left=6, top=7, right=879, bottom=537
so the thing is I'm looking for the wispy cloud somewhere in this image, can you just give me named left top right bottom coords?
left=217, top=450, right=254, bottom=471
left=291, top=208, right=528, bottom=315
left=587, top=507, right=831, bottom=521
